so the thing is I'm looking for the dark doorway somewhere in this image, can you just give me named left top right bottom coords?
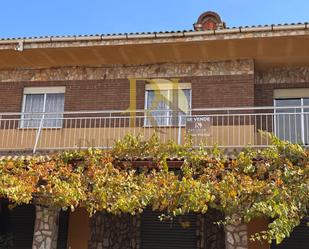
left=203, top=208, right=226, bottom=249
left=0, top=202, right=35, bottom=249
left=0, top=200, right=70, bottom=249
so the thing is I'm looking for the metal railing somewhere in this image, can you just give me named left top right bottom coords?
left=0, top=106, right=308, bottom=153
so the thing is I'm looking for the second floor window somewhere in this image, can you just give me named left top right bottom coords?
left=275, top=98, right=309, bottom=145
left=22, top=87, right=65, bottom=128
left=145, top=83, right=191, bottom=126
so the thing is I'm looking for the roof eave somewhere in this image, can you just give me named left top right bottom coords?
left=0, top=23, right=308, bottom=49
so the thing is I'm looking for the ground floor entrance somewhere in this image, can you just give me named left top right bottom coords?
left=0, top=201, right=279, bottom=249
left=0, top=201, right=69, bottom=249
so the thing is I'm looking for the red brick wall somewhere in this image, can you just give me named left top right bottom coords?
left=0, top=80, right=145, bottom=113
left=190, top=75, right=254, bottom=108
left=254, top=82, right=309, bottom=106
left=0, top=74, right=254, bottom=113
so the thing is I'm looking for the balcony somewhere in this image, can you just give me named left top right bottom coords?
left=0, top=106, right=308, bottom=153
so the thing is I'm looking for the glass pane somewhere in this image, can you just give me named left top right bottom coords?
left=23, top=94, right=44, bottom=128
left=146, top=89, right=191, bottom=126
left=44, top=93, right=64, bottom=128
left=146, top=90, right=169, bottom=126
left=177, top=89, right=191, bottom=125
left=304, top=98, right=309, bottom=145
left=275, top=99, right=302, bottom=143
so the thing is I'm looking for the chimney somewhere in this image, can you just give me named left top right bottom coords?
left=194, top=11, right=226, bottom=31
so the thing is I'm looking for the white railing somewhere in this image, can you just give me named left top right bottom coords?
left=0, top=106, right=308, bottom=153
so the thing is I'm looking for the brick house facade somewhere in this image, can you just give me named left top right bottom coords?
left=0, top=11, right=309, bottom=249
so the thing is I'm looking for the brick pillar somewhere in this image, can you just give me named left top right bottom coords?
left=32, top=206, right=60, bottom=249
left=225, top=217, right=248, bottom=249
left=89, top=212, right=140, bottom=249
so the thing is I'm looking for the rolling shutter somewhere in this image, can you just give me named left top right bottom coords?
left=141, top=209, right=197, bottom=249
left=271, top=218, right=309, bottom=249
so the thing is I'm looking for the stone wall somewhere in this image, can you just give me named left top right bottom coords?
left=254, top=66, right=309, bottom=107
left=225, top=218, right=248, bottom=249
left=89, top=212, right=140, bottom=249
left=32, top=206, right=60, bottom=249
left=0, top=60, right=253, bottom=83
left=255, top=66, right=309, bottom=84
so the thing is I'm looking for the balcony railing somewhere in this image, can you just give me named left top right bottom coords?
left=0, top=106, right=308, bottom=153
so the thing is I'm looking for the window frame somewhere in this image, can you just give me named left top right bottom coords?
left=21, top=87, right=65, bottom=129
left=274, top=97, right=309, bottom=145
left=144, top=83, right=192, bottom=127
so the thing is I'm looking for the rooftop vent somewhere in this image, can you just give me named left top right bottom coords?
left=194, top=11, right=226, bottom=31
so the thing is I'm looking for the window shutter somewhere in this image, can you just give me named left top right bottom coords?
left=141, top=209, right=197, bottom=249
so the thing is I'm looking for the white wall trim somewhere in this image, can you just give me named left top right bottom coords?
left=145, top=82, right=191, bottom=91
left=274, top=88, right=309, bottom=99
left=23, top=86, right=66, bottom=94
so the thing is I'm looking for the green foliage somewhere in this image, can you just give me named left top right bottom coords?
left=0, top=133, right=308, bottom=244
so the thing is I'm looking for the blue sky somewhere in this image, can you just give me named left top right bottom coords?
left=1, top=0, right=309, bottom=38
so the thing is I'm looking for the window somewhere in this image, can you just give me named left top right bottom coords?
left=145, top=83, right=191, bottom=126
left=274, top=97, right=309, bottom=145
left=21, top=87, right=65, bottom=128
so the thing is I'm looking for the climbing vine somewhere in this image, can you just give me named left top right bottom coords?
left=0, top=133, right=308, bottom=244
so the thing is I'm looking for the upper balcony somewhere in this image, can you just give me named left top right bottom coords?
left=0, top=106, right=308, bottom=153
